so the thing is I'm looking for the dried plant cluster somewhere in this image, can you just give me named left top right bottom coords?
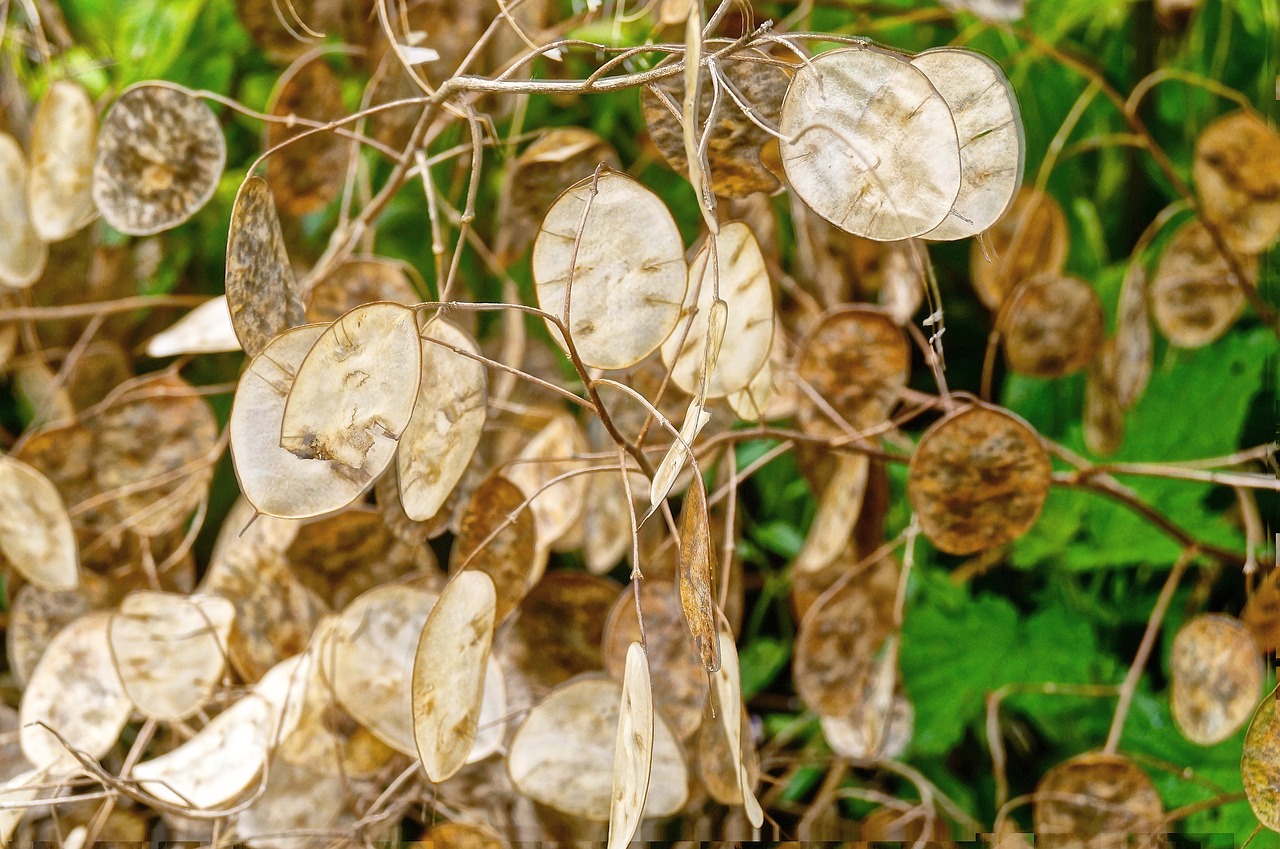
left=0, top=0, right=1277, bottom=846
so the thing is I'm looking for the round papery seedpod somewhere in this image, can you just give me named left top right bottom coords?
left=1193, top=109, right=1280, bottom=255
left=1243, top=684, right=1280, bottom=831
left=27, top=80, right=98, bottom=242
left=970, top=187, right=1069, bottom=310
left=507, top=673, right=688, bottom=821
left=505, top=414, right=590, bottom=551
left=1151, top=219, right=1254, bottom=349
left=998, top=273, right=1104, bottom=377
left=146, top=296, right=242, bottom=357
left=0, top=455, right=78, bottom=593
left=642, top=55, right=790, bottom=198
left=225, top=174, right=306, bottom=358
left=1033, top=752, right=1163, bottom=847
left=660, top=221, right=774, bottom=399
left=305, top=256, right=422, bottom=322
left=1169, top=614, right=1262, bottom=745
left=606, top=641, right=655, bottom=849
left=0, top=134, right=49, bottom=287
left=92, top=84, right=226, bottom=235
left=504, top=570, right=620, bottom=691
left=533, top=169, right=687, bottom=371
left=451, top=474, right=538, bottom=625
left=907, top=404, right=1052, bottom=555
left=910, top=48, right=1024, bottom=241
left=779, top=45, right=962, bottom=241
left=264, top=55, right=348, bottom=217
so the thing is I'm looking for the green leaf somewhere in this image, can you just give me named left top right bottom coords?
left=738, top=637, right=790, bottom=700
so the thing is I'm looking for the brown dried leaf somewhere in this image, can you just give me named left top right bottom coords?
left=92, top=85, right=225, bottom=235
left=678, top=478, right=720, bottom=673
left=452, top=474, right=538, bottom=624
left=910, top=48, right=1023, bottom=241
left=498, top=127, right=620, bottom=262
left=1033, top=752, right=1163, bottom=849
left=0, top=455, right=78, bottom=592
left=1243, top=684, right=1280, bottom=831
left=397, top=317, right=487, bottom=522
left=280, top=301, right=421, bottom=470
left=794, top=562, right=897, bottom=716
left=225, top=174, right=306, bottom=357
left=506, top=570, right=620, bottom=691
left=1151, top=219, right=1254, bottom=349
left=92, top=374, right=219, bottom=537
left=1193, top=110, right=1280, bottom=255
left=306, top=256, right=421, bottom=322
left=265, top=56, right=348, bottom=216
left=108, top=591, right=234, bottom=721
left=603, top=579, right=706, bottom=739
left=27, top=80, right=97, bottom=241
left=0, top=133, right=48, bottom=287
left=413, top=571, right=498, bottom=782
left=507, top=674, right=688, bottom=821
left=999, top=273, right=1104, bottom=377
left=1169, top=613, right=1262, bottom=745
left=970, top=188, right=1069, bottom=310
left=607, top=642, right=654, bottom=849
left=533, top=169, right=687, bottom=370
left=642, top=56, right=789, bottom=198
left=907, top=404, right=1051, bottom=555
left=19, top=611, right=132, bottom=773
left=661, top=221, right=774, bottom=398
left=779, top=46, right=961, bottom=241
left=796, top=306, right=910, bottom=438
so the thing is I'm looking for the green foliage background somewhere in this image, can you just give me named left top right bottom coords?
left=7, top=0, right=1279, bottom=842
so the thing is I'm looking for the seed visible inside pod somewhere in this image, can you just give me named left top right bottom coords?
left=92, top=85, right=226, bottom=235
left=779, top=46, right=962, bottom=241
left=907, top=404, right=1051, bottom=555
left=225, top=175, right=306, bottom=357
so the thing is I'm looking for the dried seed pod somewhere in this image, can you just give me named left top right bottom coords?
left=533, top=169, right=687, bottom=370
left=796, top=306, right=910, bottom=438
left=1243, top=568, right=1280, bottom=654
left=233, top=754, right=351, bottom=848
left=1113, top=259, right=1152, bottom=409
left=1243, top=684, right=1280, bottom=831
left=108, top=591, right=235, bottom=722
left=93, top=85, right=225, bottom=235
left=607, top=642, right=655, bottom=849
left=1169, top=614, right=1262, bottom=745
left=236, top=0, right=367, bottom=61
left=794, top=564, right=896, bottom=717
left=999, top=273, right=1104, bottom=377
left=505, top=414, right=589, bottom=550
left=413, top=571, right=497, bottom=782
left=793, top=454, right=871, bottom=575
left=305, top=256, right=421, bottom=322
left=498, top=127, right=620, bottom=262
left=779, top=46, right=962, bottom=241
left=710, top=628, right=763, bottom=825
left=507, top=674, right=688, bottom=821
left=280, top=302, right=422, bottom=471
left=20, top=612, right=132, bottom=773
left=505, top=570, right=620, bottom=691
left=910, top=48, right=1024, bottom=241
left=1033, top=752, right=1163, bottom=849
left=397, top=317, right=487, bottom=522
left=970, top=188, right=1069, bottom=310
left=1083, top=338, right=1124, bottom=457
left=91, top=374, right=219, bottom=537
left=452, top=475, right=538, bottom=625
left=225, top=175, right=306, bottom=357
left=1193, top=110, right=1280, bottom=255
left=0, top=455, right=78, bottom=592
left=265, top=56, right=348, bottom=216
left=603, top=578, right=706, bottom=739
left=27, top=80, right=97, bottom=241
left=661, top=221, right=774, bottom=398
left=6, top=573, right=112, bottom=688
left=233, top=325, right=383, bottom=519
left=820, top=688, right=914, bottom=762
left=678, top=478, right=720, bottom=673
left=0, top=134, right=48, bottom=287
left=907, top=405, right=1051, bottom=555
left=327, top=583, right=435, bottom=756
left=642, top=56, right=790, bottom=198
left=425, top=822, right=512, bottom=849
left=1151, top=220, right=1254, bottom=348
left=146, top=296, right=242, bottom=357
